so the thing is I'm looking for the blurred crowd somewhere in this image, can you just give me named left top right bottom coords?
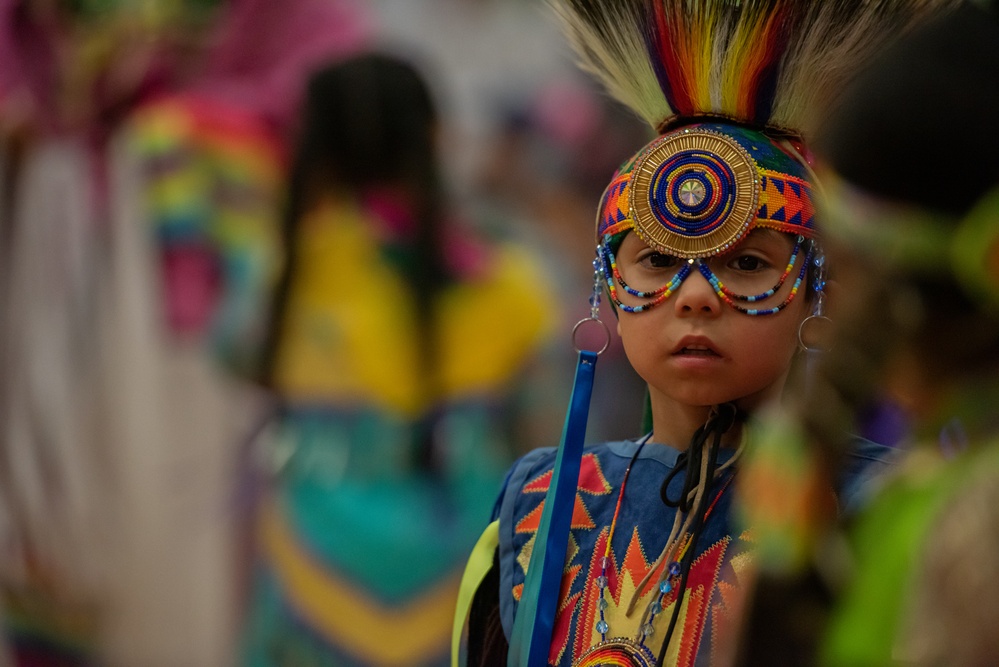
left=0, top=1, right=647, bottom=665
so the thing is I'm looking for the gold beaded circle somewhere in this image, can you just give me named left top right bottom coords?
left=628, top=128, right=761, bottom=259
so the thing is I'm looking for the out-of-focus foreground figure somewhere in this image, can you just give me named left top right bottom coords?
left=815, top=2, right=999, bottom=664
left=237, top=53, right=554, bottom=667
left=735, top=2, right=999, bottom=665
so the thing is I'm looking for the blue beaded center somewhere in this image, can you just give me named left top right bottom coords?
left=649, top=150, right=738, bottom=238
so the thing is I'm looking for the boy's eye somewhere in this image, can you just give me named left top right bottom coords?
left=643, top=252, right=679, bottom=269
left=731, top=255, right=767, bottom=271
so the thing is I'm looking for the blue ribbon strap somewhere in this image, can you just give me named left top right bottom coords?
left=508, top=349, right=598, bottom=667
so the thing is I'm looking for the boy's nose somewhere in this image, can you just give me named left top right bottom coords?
left=673, top=261, right=722, bottom=316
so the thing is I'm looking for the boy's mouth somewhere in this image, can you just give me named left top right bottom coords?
left=672, top=336, right=721, bottom=357
left=675, top=345, right=720, bottom=357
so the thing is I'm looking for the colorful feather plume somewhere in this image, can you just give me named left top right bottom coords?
left=550, top=0, right=959, bottom=137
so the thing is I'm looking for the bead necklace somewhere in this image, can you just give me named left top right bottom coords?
left=573, top=437, right=741, bottom=667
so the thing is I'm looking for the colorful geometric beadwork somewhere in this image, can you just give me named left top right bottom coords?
left=756, top=174, right=816, bottom=236
left=599, top=171, right=633, bottom=239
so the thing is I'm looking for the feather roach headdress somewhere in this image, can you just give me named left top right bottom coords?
left=551, top=0, right=959, bottom=259
left=552, top=0, right=958, bottom=136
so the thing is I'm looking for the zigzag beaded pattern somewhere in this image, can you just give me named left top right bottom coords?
left=756, top=173, right=816, bottom=236
left=598, top=171, right=633, bottom=239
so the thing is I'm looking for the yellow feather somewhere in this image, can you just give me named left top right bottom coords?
left=549, top=0, right=961, bottom=136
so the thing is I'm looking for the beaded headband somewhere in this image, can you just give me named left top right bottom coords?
left=598, top=122, right=817, bottom=258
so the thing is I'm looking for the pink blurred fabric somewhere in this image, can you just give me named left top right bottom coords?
left=0, top=0, right=61, bottom=132
left=0, top=0, right=374, bottom=138
left=192, top=0, right=374, bottom=136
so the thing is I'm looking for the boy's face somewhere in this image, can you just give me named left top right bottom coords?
left=614, top=228, right=810, bottom=410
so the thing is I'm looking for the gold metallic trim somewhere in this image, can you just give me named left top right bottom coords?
left=628, top=128, right=761, bottom=259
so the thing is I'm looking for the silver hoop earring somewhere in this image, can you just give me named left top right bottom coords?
left=798, top=315, right=833, bottom=352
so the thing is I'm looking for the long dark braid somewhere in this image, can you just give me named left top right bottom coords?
left=261, top=54, right=450, bottom=467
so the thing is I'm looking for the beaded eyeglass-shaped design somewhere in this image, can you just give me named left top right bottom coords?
left=599, top=234, right=814, bottom=315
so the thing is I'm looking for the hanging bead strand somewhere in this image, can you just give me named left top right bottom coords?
left=590, top=248, right=605, bottom=321
left=593, top=441, right=646, bottom=640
